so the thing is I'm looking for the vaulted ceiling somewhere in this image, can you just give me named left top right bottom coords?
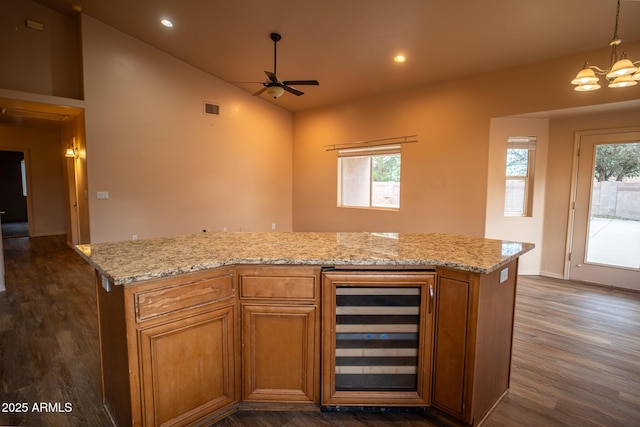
left=27, top=0, right=640, bottom=112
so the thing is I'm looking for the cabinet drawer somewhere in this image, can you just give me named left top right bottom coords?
left=135, top=273, right=234, bottom=322
left=238, top=267, right=319, bottom=301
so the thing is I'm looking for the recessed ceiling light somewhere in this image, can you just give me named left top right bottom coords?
left=394, top=55, right=406, bottom=63
left=161, top=18, right=173, bottom=28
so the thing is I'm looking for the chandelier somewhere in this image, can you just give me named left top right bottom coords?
left=571, top=0, right=640, bottom=91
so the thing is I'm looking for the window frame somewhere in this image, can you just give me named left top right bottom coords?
left=504, top=136, right=536, bottom=217
left=337, top=145, right=401, bottom=210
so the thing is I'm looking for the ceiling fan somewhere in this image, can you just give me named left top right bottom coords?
left=252, top=32, right=319, bottom=99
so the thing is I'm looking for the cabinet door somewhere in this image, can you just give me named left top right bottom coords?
left=138, top=305, right=238, bottom=426
left=432, top=275, right=471, bottom=417
left=242, top=304, right=318, bottom=403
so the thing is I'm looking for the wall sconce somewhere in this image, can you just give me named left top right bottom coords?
left=65, top=137, right=79, bottom=158
left=65, top=147, right=78, bottom=158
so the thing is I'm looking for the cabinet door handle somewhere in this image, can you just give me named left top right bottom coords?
left=428, top=283, right=434, bottom=314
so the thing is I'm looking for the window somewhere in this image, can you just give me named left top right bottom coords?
left=338, top=145, right=401, bottom=209
left=504, top=136, right=536, bottom=216
left=21, top=159, right=27, bottom=197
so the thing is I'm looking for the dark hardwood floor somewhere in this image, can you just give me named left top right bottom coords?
left=0, top=236, right=111, bottom=427
left=1, top=235, right=639, bottom=426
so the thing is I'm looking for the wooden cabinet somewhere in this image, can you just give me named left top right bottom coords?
left=433, top=259, right=519, bottom=426
left=321, top=270, right=436, bottom=407
left=94, top=261, right=519, bottom=426
left=237, top=266, right=321, bottom=407
left=96, top=267, right=240, bottom=427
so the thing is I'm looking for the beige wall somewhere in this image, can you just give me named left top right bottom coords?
left=0, top=0, right=82, bottom=99
left=292, top=87, right=491, bottom=235
left=292, top=41, right=640, bottom=278
left=0, top=125, right=67, bottom=236
left=81, top=16, right=293, bottom=243
left=486, top=118, right=549, bottom=275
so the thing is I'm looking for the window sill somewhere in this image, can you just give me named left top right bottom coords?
left=338, top=205, right=400, bottom=212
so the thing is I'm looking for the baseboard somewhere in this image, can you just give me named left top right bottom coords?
left=30, top=231, right=66, bottom=237
left=538, top=271, right=565, bottom=279
left=517, top=271, right=565, bottom=279
left=516, top=270, right=541, bottom=276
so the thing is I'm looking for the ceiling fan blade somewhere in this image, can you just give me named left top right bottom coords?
left=282, top=80, right=319, bottom=86
left=252, top=86, right=267, bottom=96
left=264, top=71, right=278, bottom=82
left=283, top=85, right=304, bottom=96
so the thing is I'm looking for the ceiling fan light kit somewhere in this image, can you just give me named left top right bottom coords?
left=571, top=0, right=640, bottom=91
left=252, top=32, right=319, bottom=99
left=265, top=85, right=285, bottom=98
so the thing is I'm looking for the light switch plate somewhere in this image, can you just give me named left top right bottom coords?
left=97, top=191, right=109, bottom=200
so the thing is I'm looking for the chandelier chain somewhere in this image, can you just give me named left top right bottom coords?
left=612, top=0, right=620, bottom=41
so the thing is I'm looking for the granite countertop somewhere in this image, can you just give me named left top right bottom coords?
left=76, top=232, right=534, bottom=286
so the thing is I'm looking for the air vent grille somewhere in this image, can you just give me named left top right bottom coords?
left=1, top=108, right=69, bottom=121
left=204, top=102, right=220, bottom=116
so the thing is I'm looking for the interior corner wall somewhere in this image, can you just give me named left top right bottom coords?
left=81, top=16, right=293, bottom=243
left=486, top=118, right=549, bottom=275
left=0, top=0, right=82, bottom=99
left=0, top=125, right=66, bottom=236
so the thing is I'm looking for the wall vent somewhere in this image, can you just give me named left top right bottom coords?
left=203, top=102, right=220, bottom=116
left=1, top=107, right=69, bottom=121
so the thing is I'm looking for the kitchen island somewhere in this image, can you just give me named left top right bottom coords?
left=77, top=232, right=533, bottom=427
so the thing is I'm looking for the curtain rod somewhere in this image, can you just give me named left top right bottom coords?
left=324, top=134, right=418, bottom=151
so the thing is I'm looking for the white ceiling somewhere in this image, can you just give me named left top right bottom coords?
left=27, top=0, right=640, bottom=112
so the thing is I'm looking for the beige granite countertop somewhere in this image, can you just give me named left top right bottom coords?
left=75, top=232, right=534, bottom=285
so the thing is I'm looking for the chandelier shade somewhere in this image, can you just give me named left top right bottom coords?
left=571, top=66, right=599, bottom=85
left=608, top=74, right=637, bottom=88
left=606, top=57, right=638, bottom=79
left=574, top=82, right=601, bottom=92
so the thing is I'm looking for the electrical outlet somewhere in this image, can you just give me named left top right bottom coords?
left=223, top=227, right=228, bottom=232
left=500, top=267, right=509, bottom=283
left=272, top=223, right=276, bottom=230
left=132, top=234, right=138, bottom=241
left=100, top=274, right=112, bottom=292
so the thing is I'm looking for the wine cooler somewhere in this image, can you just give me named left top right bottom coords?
left=322, top=270, right=435, bottom=407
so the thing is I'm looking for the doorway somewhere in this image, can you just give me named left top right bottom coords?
left=0, top=150, right=29, bottom=238
left=568, top=129, right=640, bottom=291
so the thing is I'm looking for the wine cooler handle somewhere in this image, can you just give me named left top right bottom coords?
left=429, top=283, right=434, bottom=314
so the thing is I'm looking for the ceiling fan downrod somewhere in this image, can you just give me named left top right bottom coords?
left=270, top=32, right=281, bottom=76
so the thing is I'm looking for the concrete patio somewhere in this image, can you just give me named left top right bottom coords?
left=587, top=217, right=640, bottom=269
